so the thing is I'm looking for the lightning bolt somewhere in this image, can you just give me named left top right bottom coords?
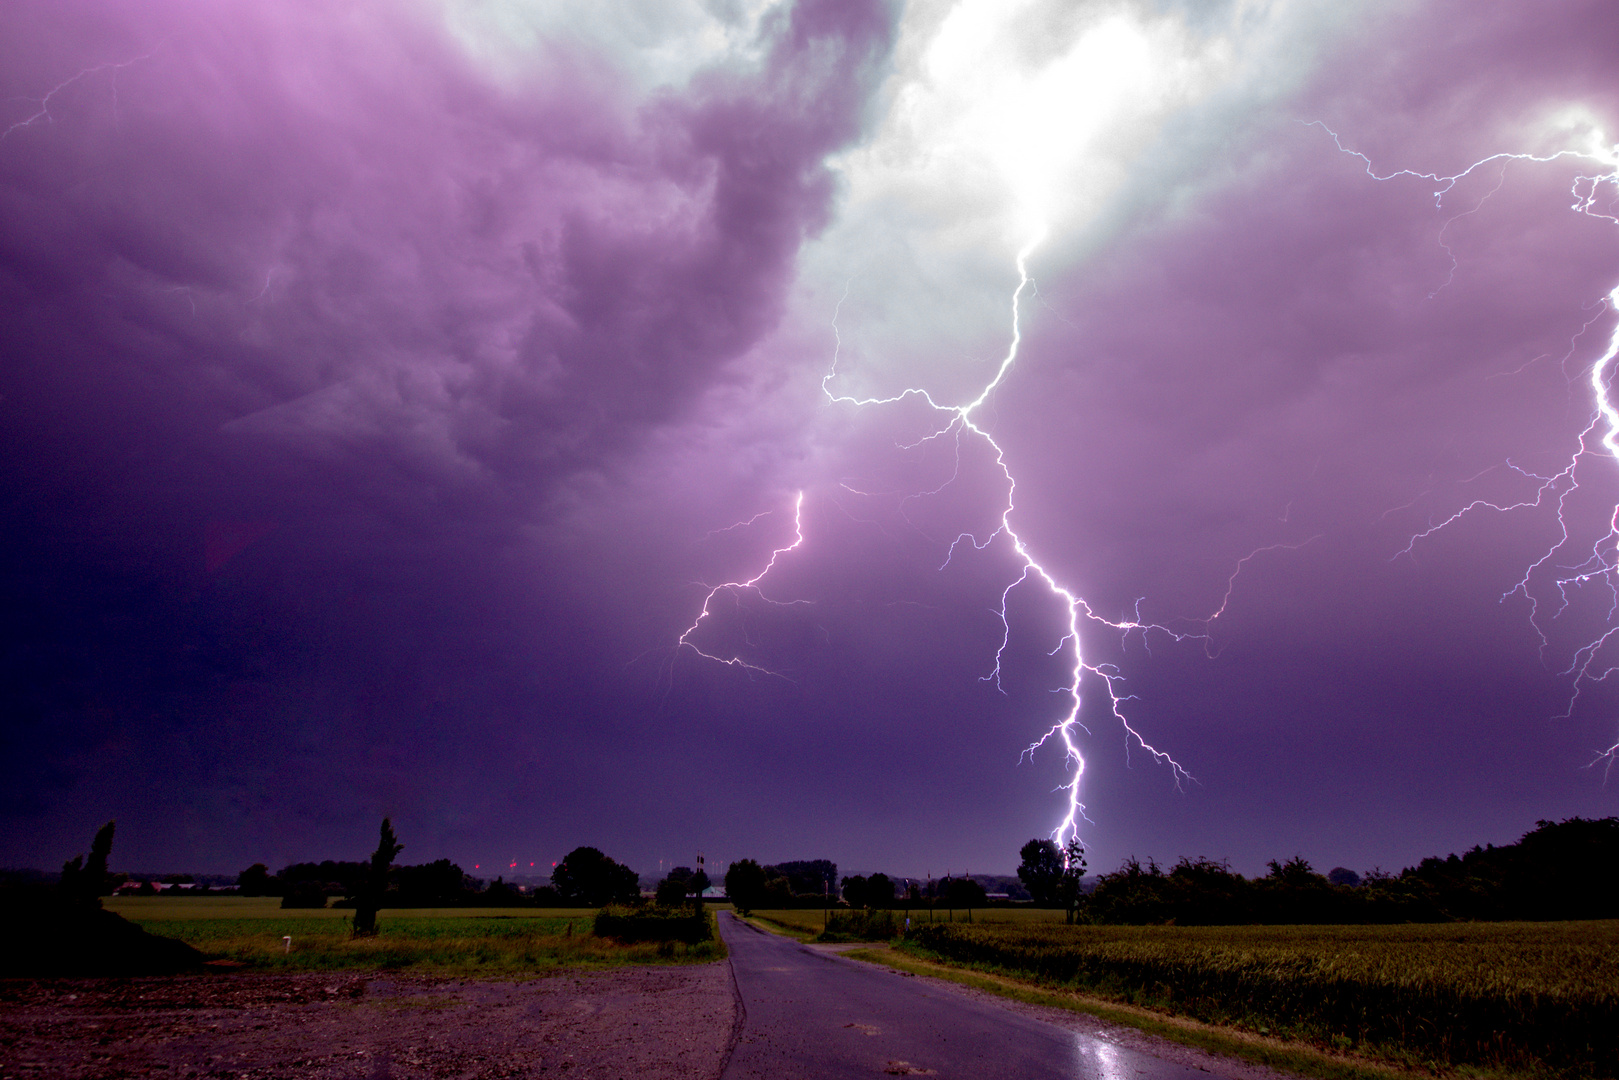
left=676, top=231, right=1198, bottom=849
left=1318, top=122, right=1619, bottom=774
left=681, top=225, right=1335, bottom=846
left=677, top=491, right=809, bottom=681
left=830, top=235, right=1198, bottom=847
left=2, top=51, right=159, bottom=144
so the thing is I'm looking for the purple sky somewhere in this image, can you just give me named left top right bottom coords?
left=4, top=0, right=1619, bottom=881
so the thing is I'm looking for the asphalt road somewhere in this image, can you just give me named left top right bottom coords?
left=718, top=912, right=1225, bottom=1080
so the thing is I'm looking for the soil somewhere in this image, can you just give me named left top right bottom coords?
left=0, top=963, right=738, bottom=1080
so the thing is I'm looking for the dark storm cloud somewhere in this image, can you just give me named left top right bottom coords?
left=0, top=0, right=896, bottom=868
left=2, top=0, right=891, bottom=481
left=2, top=0, right=1617, bottom=881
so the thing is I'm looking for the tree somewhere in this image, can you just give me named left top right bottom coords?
left=1266, top=855, right=1321, bottom=887
left=725, top=858, right=768, bottom=915
left=352, top=818, right=403, bottom=936
left=236, top=863, right=276, bottom=896
left=1057, top=838, right=1087, bottom=924
left=60, top=821, right=116, bottom=907
left=551, top=847, right=640, bottom=906
left=767, top=859, right=837, bottom=897
left=866, top=872, right=895, bottom=908
left=394, top=859, right=476, bottom=906
left=1017, top=838, right=1063, bottom=906
left=841, top=874, right=868, bottom=908
left=1327, top=867, right=1361, bottom=887
left=656, top=867, right=693, bottom=907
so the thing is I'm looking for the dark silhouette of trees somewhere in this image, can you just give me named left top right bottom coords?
left=656, top=866, right=701, bottom=906
left=1068, top=818, right=1619, bottom=925
left=767, top=859, right=837, bottom=898
left=393, top=858, right=477, bottom=906
left=866, top=872, right=895, bottom=908
left=2, top=823, right=204, bottom=977
left=1017, top=838, right=1063, bottom=906
left=352, top=818, right=403, bottom=936
left=841, top=874, right=868, bottom=908
left=280, top=860, right=367, bottom=896
left=550, top=846, right=639, bottom=906
left=725, top=858, right=768, bottom=915
left=59, top=821, right=116, bottom=906
left=236, top=863, right=277, bottom=896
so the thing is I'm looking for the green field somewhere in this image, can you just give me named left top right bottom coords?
left=901, top=920, right=1619, bottom=1078
left=108, top=896, right=723, bottom=972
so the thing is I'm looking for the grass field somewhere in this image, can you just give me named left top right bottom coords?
left=108, top=896, right=724, bottom=972
left=901, top=920, right=1619, bottom=1079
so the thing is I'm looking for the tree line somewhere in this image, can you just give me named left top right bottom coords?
left=719, top=858, right=998, bottom=917
left=1020, top=817, right=1619, bottom=925
left=235, top=838, right=659, bottom=910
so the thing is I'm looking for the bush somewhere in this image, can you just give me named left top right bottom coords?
left=821, top=909, right=899, bottom=942
left=592, top=905, right=713, bottom=944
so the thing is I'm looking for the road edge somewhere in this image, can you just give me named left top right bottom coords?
left=839, top=946, right=1433, bottom=1080
left=712, top=913, right=749, bottom=1080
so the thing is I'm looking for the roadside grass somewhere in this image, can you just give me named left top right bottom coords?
left=111, top=898, right=725, bottom=973
left=845, top=946, right=1418, bottom=1080
left=890, top=921, right=1619, bottom=1080
left=746, top=909, right=827, bottom=940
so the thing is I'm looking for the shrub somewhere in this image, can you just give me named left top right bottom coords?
left=821, top=909, right=898, bottom=942
left=592, top=905, right=712, bottom=944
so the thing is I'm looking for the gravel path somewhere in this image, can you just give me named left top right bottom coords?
left=0, top=964, right=739, bottom=1080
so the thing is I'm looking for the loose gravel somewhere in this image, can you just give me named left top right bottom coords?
left=0, top=963, right=738, bottom=1080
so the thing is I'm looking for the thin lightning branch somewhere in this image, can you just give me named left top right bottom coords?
left=1430, top=161, right=1509, bottom=299
left=699, top=508, right=776, bottom=541
left=1321, top=122, right=1619, bottom=774
left=1199, top=537, right=1322, bottom=657
left=2, top=52, right=159, bottom=144
left=677, top=491, right=808, bottom=681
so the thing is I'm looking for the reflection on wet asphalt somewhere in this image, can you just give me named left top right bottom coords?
left=719, top=912, right=1219, bottom=1080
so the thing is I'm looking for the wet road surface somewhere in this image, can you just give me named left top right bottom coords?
left=718, top=912, right=1228, bottom=1080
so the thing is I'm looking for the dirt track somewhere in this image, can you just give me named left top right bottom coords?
left=0, top=964, right=738, bottom=1080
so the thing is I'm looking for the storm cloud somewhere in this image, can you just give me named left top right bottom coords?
left=3, top=0, right=1617, bottom=878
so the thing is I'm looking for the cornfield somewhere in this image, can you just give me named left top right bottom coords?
left=904, top=919, right=1619, bottom=1076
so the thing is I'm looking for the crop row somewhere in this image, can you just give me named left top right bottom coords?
left=903, top=920, right=1619, bottom=1076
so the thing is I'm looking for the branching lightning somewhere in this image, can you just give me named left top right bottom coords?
left=2, top=51, right=159, bottom=144
left=680, top=232, right=1330, bottom=846
left=821, top=234, right=1202, bottom=847
left=680, top=218, right=1319, bottom=846
left=672, top=11, right=1329, bottom=852
left=677, top=491, right=809, bottom=682
left=1318, top=121, right=1619, bottom=773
